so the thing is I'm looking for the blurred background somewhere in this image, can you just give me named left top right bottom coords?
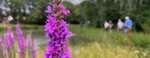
left=0, top=0, right=150, bottom=58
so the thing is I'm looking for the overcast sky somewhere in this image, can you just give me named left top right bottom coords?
left=65, top=0, right=84, bottom=4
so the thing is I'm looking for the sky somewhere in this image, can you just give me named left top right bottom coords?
left=66, top=0, right=84, bottom=4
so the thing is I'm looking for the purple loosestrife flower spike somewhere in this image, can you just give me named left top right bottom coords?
left=2, top=46, right=7, bottom=58
left=0, top=36, right=7, bottom=58
left=30, top=41, right=36, bottom=58
left=44, top=0, right=72, bottom=58
left=3, top=33, right=11, bottom=49
left=16, top=23, right=26, bottom=55
left=7, top=25, right=15, bottom=44
left=7, top=25, right=16, bottom=58
left=0, top=37, right=6, bottom=58
left=27, top=32, right=36, bottom=58
left=27, top=33, right=32, bottom=46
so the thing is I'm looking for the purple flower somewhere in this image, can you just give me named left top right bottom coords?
left=7, top=25, right=15, bottom=44
left=27, top=33, right=36, bottom=58
left=2, top=47, right=7, bottom=57
left=3, top=33, right=11, bottom=49
left=45, top=15, right=57, bottom=37
left=60, top=48, right=71, bottom=58
left=45, top=5, right=53, bottom=14
left=60, top=4, right=70, bottom=15
left=44, top=1, right=72, bottom=58
left=16, top=23, right=26, bottom=54
left=0, top=36, right=7, bottom=57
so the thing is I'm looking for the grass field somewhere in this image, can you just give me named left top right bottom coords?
left=0, top=24, right=150, bottom=58
left=68, top=25, right=150, bottom=58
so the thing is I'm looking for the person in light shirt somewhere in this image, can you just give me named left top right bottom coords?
left=117, top=19, right=124, bottom=32
left=104, top=20, right=109, bottom=31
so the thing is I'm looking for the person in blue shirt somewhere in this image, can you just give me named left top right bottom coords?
left=124, top=16, right=133, bottom=35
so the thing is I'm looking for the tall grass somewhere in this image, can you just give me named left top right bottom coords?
left=68, top=25, right=150, bottom=58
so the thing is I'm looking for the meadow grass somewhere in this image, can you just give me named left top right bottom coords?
left=68, top=25, right=150, bottom=58
left=0, top=24, right=150, bottom=58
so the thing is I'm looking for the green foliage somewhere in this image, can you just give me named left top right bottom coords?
left=1, top=0, right=150, bottom=32
left=67, top=0, right=150, bottom=32
left=28, top=0, right=49, bottom=24
left=63, top=1, right=79, bottom=23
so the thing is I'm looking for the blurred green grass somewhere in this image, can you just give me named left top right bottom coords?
left=69, top=25, right=150, bottom=47
left=69, top=25, right=150, bottom=58
left=0, top=24, right=150, bottom=58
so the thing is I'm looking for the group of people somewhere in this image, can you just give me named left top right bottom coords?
left=104, top=20, right=113, bottom=32
left=104, top=16, right=133, bottom=35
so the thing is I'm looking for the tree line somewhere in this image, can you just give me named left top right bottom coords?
left=0, top=0, right=150, bottom=33
left=65, top=0, right=150, bottom=33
